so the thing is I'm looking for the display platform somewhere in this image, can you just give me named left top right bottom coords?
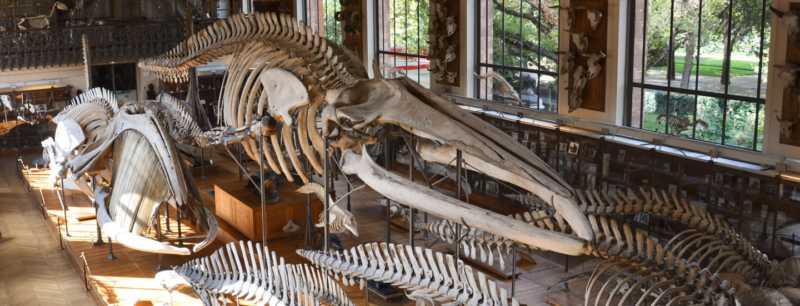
left=214, top=180, right=322, bottom=241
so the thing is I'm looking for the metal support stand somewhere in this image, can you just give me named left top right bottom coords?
left=258, top=133, right=267, bottom=244
left=408, top=135, right=415, bottom=248
left=91, top=177, right=104, bottom=246
left=304, top=194, right=312, bottom=248
left=177, top=208, right=184, bottom=247
left=323, top=137, right=330, bottom=252
left=511, top=246, right=517, bottom=297
left=455, top=149, right=462, bottom=260
left=383, top=137, right=391, bottom=244
left=59, top=176, right=70, bottom=237
left=107, top=237, right=117, bottom=260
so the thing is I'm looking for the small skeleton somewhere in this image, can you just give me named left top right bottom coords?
left=775, top=64, right=800, bottom=95
left=585, top=51, right=606, bottom=80
left=568, top=64, right=589, bottom=112
left=474, top=71, right=523, bottom=105
left=16, top=1, right=68, bottom=31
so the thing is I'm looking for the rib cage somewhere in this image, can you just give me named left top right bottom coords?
left=54, top=87, right=119, bottom=145
left=420, top=187, right=772, bottom=277
left=585, top=258, right=735, bottom=306
left=173, top=241, right=354, bottom=306
left=298, top=242, right=520, bottom=306
left=665, top=229, right=766, bottom=280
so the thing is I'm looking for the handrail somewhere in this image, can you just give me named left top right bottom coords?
left=450, top=95, right=800, bottom=177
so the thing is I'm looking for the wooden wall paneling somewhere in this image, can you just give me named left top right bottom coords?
left=567, top=0, right=607, bottom=112
left=779, top=3, right=800, bottom=145
left=429, top=0, right=460, bottom=86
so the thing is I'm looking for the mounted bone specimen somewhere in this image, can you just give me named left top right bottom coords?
left=157, top=241, right=354, bottom=306
left=585, top=52, right=606, bottom=79
left=298, top=242, right=521, bottom=305
left=568, top=65, right=589, bottom=112
left=46, top=88, right=218, bottom=255
left=776, top=64, right=800, bottom=95
left=429, top=0, right=459, bottom=85
left=17, top=2, right=68, bottom=30
left=474, top=71, right=523, bottom=105
left=571, top=33, right=589, bottom=53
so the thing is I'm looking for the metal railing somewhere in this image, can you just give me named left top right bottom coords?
left=0, top=21, right=183, bottom=70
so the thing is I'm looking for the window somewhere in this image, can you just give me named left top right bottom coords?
left=304, top=0, right=344, bottom=44
left=376, top=0, right=430, bottom=87
left=626, top=0, right=770, bottom=151
left=476, top=0, right=560, bottom=112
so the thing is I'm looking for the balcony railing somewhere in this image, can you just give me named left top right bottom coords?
left=0, top=21, right=183, bottom=71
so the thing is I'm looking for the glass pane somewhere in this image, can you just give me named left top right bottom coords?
left=727, top=0, right=766, bottom=97
left=756, top=104, right=765, bottom=151
left=538, top=73, right=558, bottom=112
left=695, top=96, right=724, bottom=143
left=667, top=92, right=696, bottom=138
left=760, top=1, right=772, bottom=99
left=643, top=0, right=671, bottom=87
left=631, top=0, right=647, bottom=83
left=540, top=2, right=559, bottom=73
left=671, top=0, right=700, bottom=90
left=724, top=100, right=757, bottom=149
left=696, top=0, right=729, bottom=94
left=631, top=87, right=644, bottom=128
left=643, top=89, right=667, bottom=133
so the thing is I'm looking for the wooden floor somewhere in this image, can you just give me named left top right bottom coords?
left=8, top=148, right=595, bottom=306
left=0, top=153, right=94, bottom=306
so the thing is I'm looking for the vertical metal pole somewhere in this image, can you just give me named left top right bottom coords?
left=60, top=176, right=70, bottom=237
left=258, top=132, right=267, bottom=244
left=384, top=137, right=391, bottom=244
left=408, top=136, right=415, bottom=247
left=92, top=177, right=104, bottom=246
left=511, top=246, right=517, bottom=296
left=324, top=136, right=330, bottom=252
left=455, top=149, right=462, bottom=260
left=164, top=202, right=171, bottom=232
left=107, top=237, right=116, bottom=260
left=177, top=206, right=183, bottom=247
left=346, top=181, right=351, bottom=212
left=304, top=194, right=311, bottom=248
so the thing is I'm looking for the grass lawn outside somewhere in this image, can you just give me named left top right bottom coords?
left=651, top=56, right=757, bottom=77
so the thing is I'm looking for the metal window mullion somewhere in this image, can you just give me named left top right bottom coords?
left=753, top=102, right=761, bottom=151
left=518, top=0, right=523, bottom=70
left=537, top=0, right=542, bottom=110
left=501, top=0, right=506, bottom=67
left=640, top=0, right=649, bottom=129
left=665, top=0, right=675, bottom=135
left=755, top=0, right=767, bottom=99
left=692, top=0, right=703, bottom=139
left=721, top=0, right=734, bottom=146
left=416, top=0, right=421, bottom=84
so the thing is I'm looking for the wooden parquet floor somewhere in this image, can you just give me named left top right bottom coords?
left=8, top=149, right=594, bottom=306
left=0, top=155, right=95, bottom=306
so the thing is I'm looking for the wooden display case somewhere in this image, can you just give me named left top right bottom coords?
left=214, top=181, right=322, bottom=241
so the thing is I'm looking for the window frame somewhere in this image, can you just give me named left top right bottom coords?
left=623, top=0, right=770, bottom=151
left=374, top=0, right=431, bottom=87
left=474, top=0, right=560, bottom=112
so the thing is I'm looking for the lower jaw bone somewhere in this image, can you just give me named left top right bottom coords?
left=340, top=147, right=587, bottom=256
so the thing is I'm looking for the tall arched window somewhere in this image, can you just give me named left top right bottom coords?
left=476, top=0, right=560, bottom=112
left=626, top=0, right=771, bottom=151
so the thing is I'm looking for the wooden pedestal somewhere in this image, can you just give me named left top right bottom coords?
left=214, top=181, right=321, bottom=241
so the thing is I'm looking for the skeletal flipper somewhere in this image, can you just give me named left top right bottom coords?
left=297, top=242, right=520, bottom=306
left=160, top=241, right=354, bottom=306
